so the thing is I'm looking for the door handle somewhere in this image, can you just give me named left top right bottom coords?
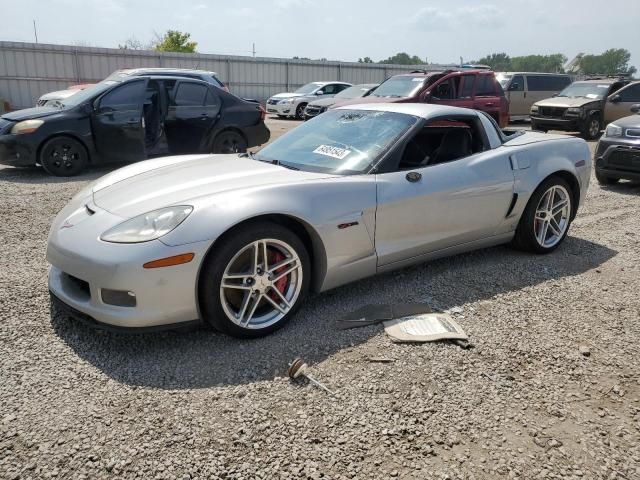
left=406, top=171, right=422, bottom=183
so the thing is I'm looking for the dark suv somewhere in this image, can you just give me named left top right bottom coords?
left=332, top=69, right=509, bottom=127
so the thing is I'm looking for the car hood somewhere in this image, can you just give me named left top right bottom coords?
left=92, top=154, right=334, bottom=218
left=534, top=97, right=600, bottom=108
left=1, top=106, right=61, bottom=121
left=308, top=97, right=340, bottom=107
left=270, top=92, right=305, bottom=100
left=609, top=114, right=640, bottom=128
left=39, top=89, right=78, bottom=101
left=329, top=96, right=405, bottom=109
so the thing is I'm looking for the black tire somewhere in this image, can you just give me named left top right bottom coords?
left=295, top=103, right=307, bottom=120
left=531, top=122, right=547, bottom=133
left=199, top=221, right=310, bottom=338
left=511, top=176, right=574, bottom=254
left=595, top=170, right=619, bottom=185
left=277, top=115, right=287, bottom=119
left=39, top=136, right=88, bottom=177
left=581, top=114, right=602, bottom=140
left=212, top=130, right=247, bottom=154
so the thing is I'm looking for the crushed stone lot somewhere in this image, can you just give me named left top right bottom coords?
left=1, top=121, right=640, bottom=479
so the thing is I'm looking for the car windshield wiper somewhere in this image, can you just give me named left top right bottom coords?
left=242, top=152, right=300, bottom=170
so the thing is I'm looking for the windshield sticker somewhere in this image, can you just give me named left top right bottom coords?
left=313, top=145, right=351, bottom=160
left=412, top=78, right=424, bottom=82
left=597, top=85, right=608, bottom=88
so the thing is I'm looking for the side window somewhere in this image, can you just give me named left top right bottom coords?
left=432, top=79, right=454, bottom=99
left=205, top=88, right=221, bottom=107
left=609, top=82, right=625, bottom=95
left=323, top=84, right=341, bottom=95
left=396, top=117, right=487, bottom=170
left=174, top=82, right=207, bottom=106
left=459, top=75, right=475, bottom=98
left=475, top=75, right=496, bottom=96
left=618, top=84, right=640, bottom=102
left=100, top=80, right=145, bottom=109
left=509, top=75, right=524, bottom=91
left=335, top=84, right=350, bottom=93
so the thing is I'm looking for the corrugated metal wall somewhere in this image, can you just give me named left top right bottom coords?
left=0, top=41, right=448, bottom=110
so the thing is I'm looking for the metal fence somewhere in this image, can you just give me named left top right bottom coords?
left=0, top=41, right=449, bottom=110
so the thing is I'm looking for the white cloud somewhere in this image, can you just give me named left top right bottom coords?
left=412, top=4, right=504, bottom=30
left=274, top=0, right=309, bottom=9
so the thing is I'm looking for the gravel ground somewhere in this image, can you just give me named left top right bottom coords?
left=1, top=120, right=640, bottom=479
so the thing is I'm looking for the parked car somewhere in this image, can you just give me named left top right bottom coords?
left=496, top=72, right=571, bottom=121
left=37, top=84, right=95, bottom=107
left=106, top=68, right=229, bottom=92
left=594, top=104, right=640, bottom=185
left=303, top=83, right=378, bottom=120
left=530, top=78, right=636, bottom=139
left=47, top=103, right=590, bottom=337
left=266, top=82, right=352, bottom=119
left=0, top=75, right=269, bottom=176
left=331, top=69, right=509, bottom=127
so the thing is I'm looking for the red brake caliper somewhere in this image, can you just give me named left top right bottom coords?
left=268, top=250, right=287, bottom=302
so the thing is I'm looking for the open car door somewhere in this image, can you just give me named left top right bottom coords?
left=91, top=79, right=147, bottom=162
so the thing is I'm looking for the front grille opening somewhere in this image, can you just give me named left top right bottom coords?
left=101, top=289, right=137, bottom=307
left=61, top=272, right=91, bottom=301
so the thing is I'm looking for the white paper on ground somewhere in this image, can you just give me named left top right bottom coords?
left=383, top=313, right=468, bottom=343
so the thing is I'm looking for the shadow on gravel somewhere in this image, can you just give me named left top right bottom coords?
left=0, top=164, right=121, bottom=185
left=600, top=181, right=640, bottom=196
left=51, top=235, right=616, bottom=390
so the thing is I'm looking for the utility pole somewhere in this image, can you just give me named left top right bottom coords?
left=33, top=19, right=38, bottom=43
left=252, top=43, right=256, bottom=58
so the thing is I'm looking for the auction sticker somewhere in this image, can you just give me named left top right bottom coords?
left=313, top=145, right=351, bottom=160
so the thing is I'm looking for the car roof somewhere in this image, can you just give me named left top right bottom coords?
left=309, top=81, right=352, bottom=85
left=335, top=102, right=481, bottom=119
left=500, top=72, right=570, bottom=76
left=393, top=69, right=491, bottom=78
left=118, top=67, right=220, bottom=76
left=575, top=79, right=621, bottom=84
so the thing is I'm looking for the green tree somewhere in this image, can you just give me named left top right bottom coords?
left=358, top=57, right=374, bottom=63
left=511, top=54, right=567, bottom=73
left=579, top=48, right=636, bottom=75
left=154, top=30, right=197, bottom=53
left=476, top=53, right=512, bottom=71
left=379, top=52, right=426, bottom=65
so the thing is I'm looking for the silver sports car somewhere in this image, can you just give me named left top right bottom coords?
left=47, top=104, right=591, bottom=337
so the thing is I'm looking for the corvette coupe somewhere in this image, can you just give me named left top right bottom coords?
left=47, top=104, right=591, bottom=338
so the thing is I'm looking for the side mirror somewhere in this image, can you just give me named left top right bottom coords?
left=422, top=91, right=432, bottom=102
left=316, top=90, right=324, bottom=95
left=631, top=104, right=640, bottom=114
left=610, top=94, right=621, bottom=103
left=509, top=82, right=519, bottom=91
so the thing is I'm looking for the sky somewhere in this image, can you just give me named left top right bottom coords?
left=1, top=0, right=638, bottom=71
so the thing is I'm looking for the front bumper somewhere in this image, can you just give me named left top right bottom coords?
left=47, top=196, right=212, bottom=328
left=0, top=134, right=38, bottom=166
left=265, top=100, right=296, bottom=116
left=530, top=115, right=582, bottom=132
left=595, top=138, right=640, bottom=181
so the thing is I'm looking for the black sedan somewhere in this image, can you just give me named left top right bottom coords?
left=595, top=104, right=640, bottom=185
left=0, top=75, right=270, bottom=176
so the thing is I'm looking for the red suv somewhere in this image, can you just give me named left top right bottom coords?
left=332, top=69, right=509, bottom=127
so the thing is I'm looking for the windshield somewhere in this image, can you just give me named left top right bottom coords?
left=255, top=109, right=417, bottom=174
left=496, top=74, right=512, bottom=89
left=59, top=80, right=119, bottom=107
left=557, top=82, right=610, bottom=99
left=294, top=82, right=323, bottom=95
left=335, top=85, right=372, bottom=99
left=371, top=76, right=425, bottom=98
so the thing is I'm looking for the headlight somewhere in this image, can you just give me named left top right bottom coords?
left=100, top=206, right=193, bottom=243
left=530, top=105, right=539, bottom=113
left=11, top=119, right=44, bottom=134
left=280, top=98, right=295, bottom=104
left=566, top=107, right=582, bottom=115
left=605, top=124, right=623, bottom=137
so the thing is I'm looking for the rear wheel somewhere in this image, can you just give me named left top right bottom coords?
left=199, top=222, right=310, bottom=338
left=595, top=170, right=619, bottom=185
left=39, top=136, right=88, bottom=177
left=295, top=103, right=307, bottom=120
left=212, top=131, right=247, bottom=154
left=512, top=176, right=573, bottom=254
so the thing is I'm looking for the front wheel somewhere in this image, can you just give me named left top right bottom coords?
left=581, top=115, right=602, bottom=140
left=39, top=136, right=88, bottom=176
left=512, top=177, right=573, bottom=254
left=199, top=222, right=310, bottom=338
left=595, top=170, right=619, bottom=185
left=295, top=103, right=307, bottom=120
left=212, top=131, right=247, bottom=154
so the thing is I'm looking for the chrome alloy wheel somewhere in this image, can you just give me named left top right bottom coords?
left=588, top=118, right=600, bottom=138
left=219, top=239, right=303, bottom=329
left=534, top=185, right=571, bottom=248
